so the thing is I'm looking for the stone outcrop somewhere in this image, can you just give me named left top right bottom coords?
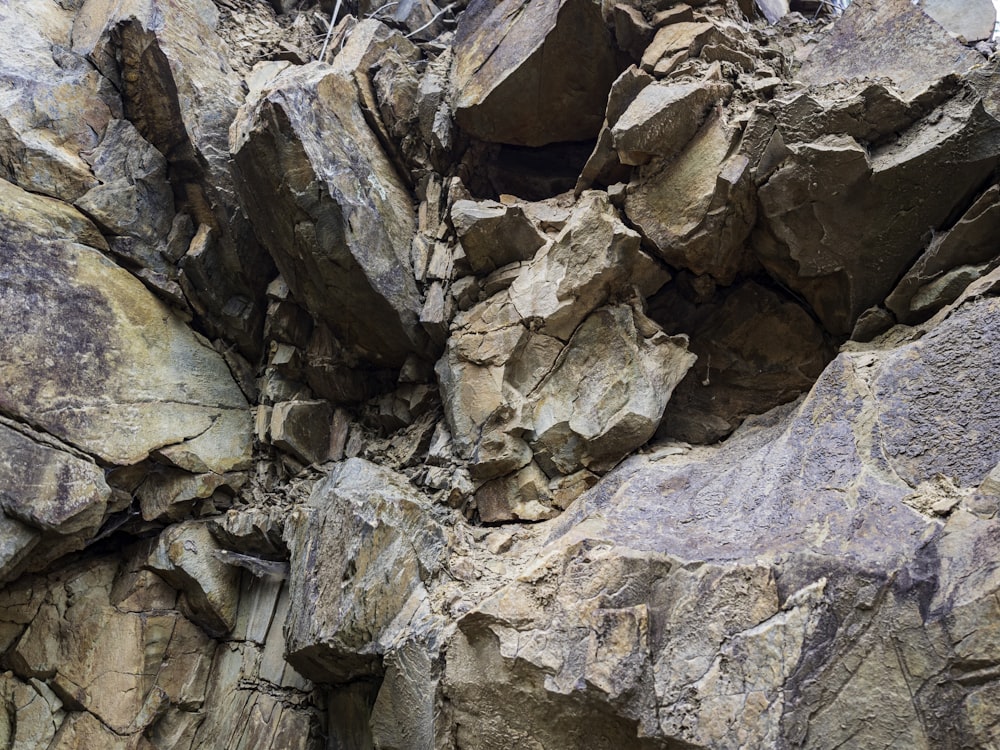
left=451, top=0, right=618, bottom=146
left=5, top=0, right=1000, bottom=747
left=232, top=61, right=426, bottom=369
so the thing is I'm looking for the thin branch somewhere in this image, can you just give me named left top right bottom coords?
left=367, top=1, right=399, bottom=18
left=404, top=1, right=456, bottom=39
left=318, top=0, right=344, bottom=62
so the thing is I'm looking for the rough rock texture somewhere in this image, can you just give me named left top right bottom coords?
left=452, top=0, right=618, bottom=146
left=5, top=0, right=1000, bottom=747
left=232, top=61, right=425, bottom=369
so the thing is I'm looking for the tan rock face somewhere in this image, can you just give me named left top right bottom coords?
left=8, top=0, right=1000, bottom=748
left=0, top=181, right=251, bottom=472
left=0, top=0, right=114, bottom=202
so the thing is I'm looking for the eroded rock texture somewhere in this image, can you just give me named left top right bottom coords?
left=4, top=0, right=1000, bottom=747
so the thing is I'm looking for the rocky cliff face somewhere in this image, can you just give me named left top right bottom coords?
left=3, top=0, right=1000, bottom=747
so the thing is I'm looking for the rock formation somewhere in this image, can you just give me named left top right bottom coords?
left=3, top=0, right=1000, bottom=747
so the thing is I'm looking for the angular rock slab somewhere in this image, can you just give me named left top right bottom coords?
left=0, top=420, right=112, bottom=582
left=799, top=0, right=981, bottom=98
left=0, top=0, right=116, bottom=202
left=232, top=62, right=425, bottom=369
left=284, top=459, right=447, bottom=682
left=755, top=87, right=1000, bottom=335
left=452, top=0, right=618, bottom=146
left=625, top=113, right=754, bottom=284
left=528, top=304, right=695, bottom=476
left=0, top=180, right=251, bottom=472
left=74, top=0, right=272, bottom=355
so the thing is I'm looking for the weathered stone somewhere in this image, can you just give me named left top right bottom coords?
left=232, top=62, right=426, bottom=369
left=438, top=193, right=674, bottom=484
left=611, top=80, right=732, bottom=166
left=639, top=20, right=715, bottom=72
left=528, top=303, right=694, bottom=475
left=799, top=0, right=981, bottom=98
left=919, top=0, right=997, bottom=43
left=136, top=468, right=232, bottom=522
left=452, top=0, right=618, bottom=146
left=451, top=199, right=546, bottom=275
left=74, top=0, right=273, bottom=355
left=0, top=0, right=114, bottom=202
left=576, top=65, right=655, bottom=193
left=270, top=400, right=334, bottom=465
left=147, top=522, right=240, bottom=636
left=625, top=113, right=754, bottom=283
left=476, top=462, right=558, bottom=523
left=75, top=118, right=174, bottom=251
left=284, top=459, right=447, bottom=682
left=886, top=184, right=1000, bottom=324
left=754, top=87, right=1000, bottom=335
left=613, top=4, right=655, bottom=60
left=0, top=179, right=252, bottom=472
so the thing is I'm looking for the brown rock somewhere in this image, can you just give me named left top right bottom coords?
left=625, top=113, right=755, bottom=284
left=451, top=199, right=546, bottom=275
left=232, top=63, right=426, bottom=369
left=452, top=0, right=618, bottom=146
left=611, top=79, right=733, bottom=166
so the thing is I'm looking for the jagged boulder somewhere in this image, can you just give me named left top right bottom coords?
left=754, top=80, right=1000, bottom=335
left=437, top=192, right=687, bottom=506
left=74, top=0, right=273, bottom=354
left=0, top=0, right=116, bottom=202
left=283, top=459, right=448, bottom=682
left=451, top=0, right=618, bottom=146
left=232, top=62, right=426, bottom=369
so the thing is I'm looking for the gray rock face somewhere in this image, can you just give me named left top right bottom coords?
left=232, top=63, right=426, bottom=369
left=74, top=0, right=273, bottom=355
left=283, top=459, right=447, bottom=682
left=452, top=0, right=618, bottom=146
left=754, top=81, right=1000, bottom=334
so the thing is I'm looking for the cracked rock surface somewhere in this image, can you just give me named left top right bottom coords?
left=4, top=0, right=1000, bottom=747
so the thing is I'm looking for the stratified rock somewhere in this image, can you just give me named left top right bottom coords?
left=0, top=179, right=252, bottom=472
left=232, top=62, right=426, bottom=369
left=284, top=459, right=447, bottom=682
left=452, top=0, right=618, bottom=146
left=0, top=0, right=115, bottom=201
left=451, top=199, right=546, bottom=275
left=74, top=0, right=272, bottom=355
left=754, top=83, right=1000, bottom=335
left=799, top=0, right=981, bottom=97
left=919, top=0, right=997, bottom=43
left=625, top=113, right=754, bottom=283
